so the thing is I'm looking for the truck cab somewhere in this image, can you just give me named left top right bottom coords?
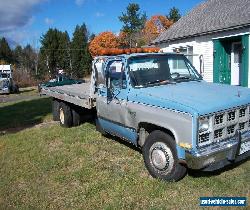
left=94, top=52, right=250, bottom=181
left=0, top=65, right=19, bottom=94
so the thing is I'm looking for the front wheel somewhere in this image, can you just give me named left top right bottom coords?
left=142, top=130, right=187, bottom=181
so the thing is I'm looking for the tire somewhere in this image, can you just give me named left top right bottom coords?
left=72, top=107, right=81, bottom=126
left=59, top=102, right=73, bottom=127
left=142, top=130, right=187, bottom=181
left=52, top=99, right=60, bottom=121
left=14, top=85, right=19, bottom=93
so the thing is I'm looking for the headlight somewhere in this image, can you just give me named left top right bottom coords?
left=199, top=116, right=211, bottom=132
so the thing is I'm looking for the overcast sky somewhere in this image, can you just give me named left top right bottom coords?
left=0, top=0, right=203, bottom=47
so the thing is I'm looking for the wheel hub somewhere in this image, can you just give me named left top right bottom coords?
left=150, top=142, right=174, bottom=173
left=59, top=108, right=64, bottom=124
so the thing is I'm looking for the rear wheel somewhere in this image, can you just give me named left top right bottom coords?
left=142, top=130, right=187, bottom=181
left=52, top=99, right=60, bottom=121
left=72, top=107, right=81, bottom=126
left=59, top=102, right=73, bottom=127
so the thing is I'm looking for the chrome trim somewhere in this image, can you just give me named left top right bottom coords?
left=198, top=104, right=250, bottom=147
left=187, top=130, right=250, bottom=169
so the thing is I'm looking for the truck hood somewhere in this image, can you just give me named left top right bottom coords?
left=131, top=81, right=250, bottom=116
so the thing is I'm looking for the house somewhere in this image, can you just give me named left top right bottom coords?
left=153, top=0, right=250, bottom=87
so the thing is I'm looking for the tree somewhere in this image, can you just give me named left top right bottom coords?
left=89, top=31, right=120, bottom=56
left=39, top=28, right=71, bottom=77
left=119, top=3, right=147, bottom=47
left=71, top=23, right=92, bottom=78
left=13, top=45, right=23, bottom=67
left=40, top=28, right=60, bottom=77
left=58, top=31, right=71, bottom=75
left=117, top=31, right=129, bottom=48
left=143, top=15, right=173, bottom=44
left=0, top=37, right=13, bottom=63
left=167, top=7, right=181, bottom=22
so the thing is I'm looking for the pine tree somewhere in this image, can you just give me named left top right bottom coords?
left=0, top=37, right=13, bottom=63
left=58, top=31, right=71, bottom=75
left=167, top=7, right=181, bottom=23
left=40, top=29, right=71, bottom=77
left=13, top=45, right=23, bottom=68
left=119, top=3, right=147, bottom=47
left=71, top=23, right=91, bottom=78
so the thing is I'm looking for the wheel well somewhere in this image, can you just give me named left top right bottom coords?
left=138, top=122, right=175, bottom=147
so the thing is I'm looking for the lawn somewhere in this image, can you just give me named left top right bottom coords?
left=0, top=97, right=249, bottom=209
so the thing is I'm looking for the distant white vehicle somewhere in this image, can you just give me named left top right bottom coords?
left=0, top=65, right=19, bottom=94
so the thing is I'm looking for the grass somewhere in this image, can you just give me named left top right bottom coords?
left=0, top=97, right=249, bottom=209
left=0, top=97, right=52, bottom=131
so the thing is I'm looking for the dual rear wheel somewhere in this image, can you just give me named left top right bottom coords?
left=53, top=99, right=82, bottom=128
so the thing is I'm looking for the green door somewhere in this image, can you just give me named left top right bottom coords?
left=213, top=35, right=249, bottom=87
left=213, top=40, right=231, bottom=84
left=241, top=34, right=249, bottom=87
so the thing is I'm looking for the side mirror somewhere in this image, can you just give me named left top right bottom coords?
left=106, top=75, right=113, bottom=102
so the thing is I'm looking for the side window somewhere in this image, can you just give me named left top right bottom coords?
left=108, top=60, right=126, bottom=88
left=94, top=60, right=106, bottom=87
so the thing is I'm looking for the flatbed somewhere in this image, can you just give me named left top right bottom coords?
left=40, top=82, right=96, bottom=109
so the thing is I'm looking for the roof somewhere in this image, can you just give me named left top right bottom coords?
left=153, top=0, right=250, bottom=44
left=0, top=65, right=11, bottom=71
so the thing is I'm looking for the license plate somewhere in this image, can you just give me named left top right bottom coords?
left=239, top=141, right=250, bottom=155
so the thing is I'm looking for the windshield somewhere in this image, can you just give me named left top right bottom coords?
left=128, top=54, right=201, bottom=87
left=0, top=73, right=10, bottom=79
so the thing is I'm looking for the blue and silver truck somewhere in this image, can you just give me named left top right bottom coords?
left=40, top=52, right=250, bottom=181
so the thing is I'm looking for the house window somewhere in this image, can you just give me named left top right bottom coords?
left=173, top=46, right=193, bottom=64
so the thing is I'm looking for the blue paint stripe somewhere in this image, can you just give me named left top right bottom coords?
left=98, top=118, right=138, bottom=145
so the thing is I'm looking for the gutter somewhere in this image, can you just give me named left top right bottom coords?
left=153, top=23, right=250, bottom=45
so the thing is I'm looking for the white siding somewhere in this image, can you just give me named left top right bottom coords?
left=158, top=27, right=250, bottom=85
left=195, top=40, right=214, bottom=82
left=160, top=38, right=214, bottom=82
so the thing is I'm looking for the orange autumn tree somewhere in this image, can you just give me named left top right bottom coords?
left=89, top=31, right=120, bottom=56
left=117, top=31, right=129, bottom=48
left=143, top=15, right=173, bottom=44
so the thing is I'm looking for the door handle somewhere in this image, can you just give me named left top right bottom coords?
left=99, top=89, right=105, bottom=94
left=115, top=100, right=120, bottom=104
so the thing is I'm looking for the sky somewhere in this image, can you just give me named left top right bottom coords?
left=0, top=0, right=204, bottom=48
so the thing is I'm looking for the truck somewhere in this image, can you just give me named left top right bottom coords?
left=40, top=52, right=250, bottom=181
left=0, top=65, right=19, bottom=94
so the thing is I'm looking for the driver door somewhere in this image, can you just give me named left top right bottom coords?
left=96, top=59, right=129, bottom=125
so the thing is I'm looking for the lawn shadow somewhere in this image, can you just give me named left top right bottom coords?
left=19, top=88, right=37, bottom=94
left=188, top=157, right=250, bottom=178
left=82, top=113, right=141, bottom=153
left=0, top=97, right=52, bottom=134
left=107, top=134, right=141, bottom=153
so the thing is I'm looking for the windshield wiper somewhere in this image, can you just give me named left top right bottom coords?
left=141, top=79, right=176, bottom=87
left=173, top=76, right=200, bottom=82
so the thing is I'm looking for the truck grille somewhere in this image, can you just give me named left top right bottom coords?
left=214, top=128, right=223, bottom=139
left=227, top=111, right=236, bottom=121
left=199, top=105, right=250, bottom=146
left=199, top=133, right=209, bottom=144
left=214, top=114, right=224, bottom=125
left=227, top=124, right=236, bottom=135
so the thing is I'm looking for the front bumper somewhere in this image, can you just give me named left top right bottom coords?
left=186, top=130, right=250, bottom=171
left=0, top=88, right=10, bottom=94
